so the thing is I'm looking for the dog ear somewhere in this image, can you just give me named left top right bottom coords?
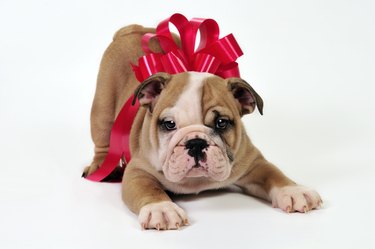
left=227, top=78, right=264, bottom=115
left=133, top=73, right=171, bottom=110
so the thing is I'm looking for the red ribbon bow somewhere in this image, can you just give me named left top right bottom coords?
left=132, top=13, right=243, bottom=81
left=85, top=13, right=243, bottom=182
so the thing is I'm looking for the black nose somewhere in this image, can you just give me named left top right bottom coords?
left=185, top=138, right=209, bottom=166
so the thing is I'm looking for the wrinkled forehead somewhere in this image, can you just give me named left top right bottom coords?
left=157, top=72, right=235, bottom=126
left=157, top=72, right=208, bottom=127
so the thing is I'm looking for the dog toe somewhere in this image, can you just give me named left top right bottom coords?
left=271, top=185, right=322, bottom=213
left=138, top=201, right=188, bottom=230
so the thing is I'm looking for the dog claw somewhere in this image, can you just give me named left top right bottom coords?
left=141, top=223, right=147, bottom=230
left=303, top=206, right=308, bottom=213
left=286, top=206, right=291, bottom=213
left=81, top=172, right=87, bottom=178
left=318, top=200, right=323, bottom=208
left=184, top=219, right=190, bottom=225
left=156, top=223, right=161, bottom=231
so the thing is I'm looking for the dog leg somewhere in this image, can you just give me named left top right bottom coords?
left=235, top=155, right=322, bottom=213
left=122, top=161, right=189, bottom=230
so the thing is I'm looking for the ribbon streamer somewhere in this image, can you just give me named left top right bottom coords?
left=85, top=96, right=139, bottom=182
left=86, top=13, right=243, bottom=182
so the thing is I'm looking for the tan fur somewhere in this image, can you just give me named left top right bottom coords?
left=85, top=25, right=322, bottom=230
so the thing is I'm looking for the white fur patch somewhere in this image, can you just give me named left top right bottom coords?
left=270, top=185, right=323, bottom=213
left=168, top=72, right=211, bottom=127
left=138, top=201, right=188, bottom=230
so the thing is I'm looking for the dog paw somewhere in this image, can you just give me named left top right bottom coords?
left=270, top=185, right=322, bottom=213
left=138, top=201, right=189, bottom=230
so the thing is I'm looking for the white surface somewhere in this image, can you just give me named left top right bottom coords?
left=1, top=0, right=374, bottom=248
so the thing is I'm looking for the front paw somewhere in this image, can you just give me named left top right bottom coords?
left=270, top=185, right=322, bottom=213
left=138, top=201, right=189, bottom=230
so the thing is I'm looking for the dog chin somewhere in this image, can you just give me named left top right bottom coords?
left=162, top=151, right=232, bottom=182
left=163, top=164, right=231, bottom=182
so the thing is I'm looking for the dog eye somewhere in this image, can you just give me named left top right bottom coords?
left=162, top=120, right=177, bottom=131
left=216, top=118, right=229, bottom=130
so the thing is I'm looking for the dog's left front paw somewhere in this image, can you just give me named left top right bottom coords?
left=270, top=185, right=322, bottom=213
left=138, top=201, right=189, bottom=230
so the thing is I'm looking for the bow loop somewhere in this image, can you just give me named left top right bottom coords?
left=193, top=53, right=221, bottom=74
left=156, top=13, right=189, bottom=53
left=161, top=50, right=190, bottom=73
left=203, top=34, right=243, bottom=64
left=190, top=18, right=220, bottom=52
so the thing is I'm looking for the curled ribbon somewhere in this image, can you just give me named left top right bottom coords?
left=86, top=13, right=243, bottom=182
left=132, top=13, right=243, bottom=81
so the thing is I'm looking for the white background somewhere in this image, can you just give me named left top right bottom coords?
left=1, top=0, right=374, bottom=248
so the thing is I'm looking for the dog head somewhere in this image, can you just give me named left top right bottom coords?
left=134, top=72, right=263, bottom=182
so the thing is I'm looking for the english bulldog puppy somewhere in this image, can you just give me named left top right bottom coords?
left=83, top=25, right=322, bottom=230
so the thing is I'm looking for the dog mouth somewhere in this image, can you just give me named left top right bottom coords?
left=186, top=166, right=209, bottom=177
left=161, top=127, right=232, bottom=182
left=165, top=143, right=229, bottom=181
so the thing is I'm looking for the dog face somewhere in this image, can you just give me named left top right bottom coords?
left=134, top=72, right=263, bottom=182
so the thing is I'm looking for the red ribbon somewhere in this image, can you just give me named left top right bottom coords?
left=86, top=13, right=243, bottom=182
left=132, top=13, right=243, bottom=82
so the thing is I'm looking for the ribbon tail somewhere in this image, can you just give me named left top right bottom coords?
left=85, top=96, right=139, bottom=182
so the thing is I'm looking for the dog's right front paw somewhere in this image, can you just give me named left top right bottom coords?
left=138, top=201, right=189, bottom=230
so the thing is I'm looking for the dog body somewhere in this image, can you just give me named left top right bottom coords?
left=84, top=25, right=322, bottom=230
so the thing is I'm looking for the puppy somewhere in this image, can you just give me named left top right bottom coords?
left=84, top=24, right=322, bottom=230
